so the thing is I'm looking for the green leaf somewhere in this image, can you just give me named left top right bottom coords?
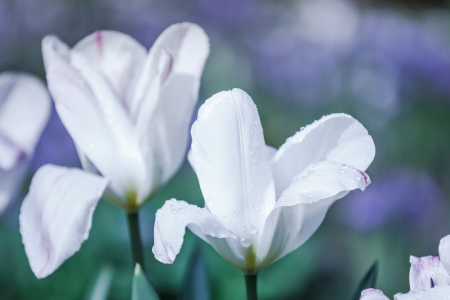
left=132, top=264, right=160, bottom=300
left=84, top=264, right=114, bottom=300
left=181, top=246, right=210, bottom=300
left=351, top=260, right=379, bottom=300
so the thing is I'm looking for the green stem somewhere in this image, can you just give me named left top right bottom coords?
left=127, top=211, right=145, bottom=272
left=245, top=274, right=258, bottom=300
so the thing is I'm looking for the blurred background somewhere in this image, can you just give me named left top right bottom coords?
left=1, top=0, right=450, bottom=299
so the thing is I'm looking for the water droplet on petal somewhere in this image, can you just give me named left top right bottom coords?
left=249, top=226, right=258, bottom=235
left=301, top=176, right=307, bottom=181
left=240, top=238, right=251, bottom=247
left=240, top=225, right=246, bottom=231
left=308, top=170, right=315, bottom=175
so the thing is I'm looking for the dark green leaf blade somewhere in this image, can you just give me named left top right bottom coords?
left=351, top=260, right=379, bottom=300
left=132, top=264, right=160, bottom=300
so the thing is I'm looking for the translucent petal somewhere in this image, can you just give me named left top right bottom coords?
left=152, top=199, right=242, bottom=269
left=19, top=165, right=108, bottom=278
left=360, top=289, right=390, bottom=300
left=439, top=235, right=450, bottom=275
left=0, top=72, right=51, bottom=169
left=271, top=113, right=375, bottom=198
left=257, top=161, right=370, bottom=271
left=72, top=30, right=147, bottom=110
left=394, top=285, right=450, bottom=300
left=409, top=256, right=450, bottom=291
left=134, top=23, right=210, bottom=184
left=190, top=89, right=275, bottom=244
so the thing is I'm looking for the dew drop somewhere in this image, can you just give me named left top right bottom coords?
left=240, top=225, right=246, bottom=231
left=255, top=206, right=261, bottom=211
left=249, top=226, right=258, bottom=235
left=233, top=210, right=239, bottom=216
left=301, top=176, right=307, bottom=181
left=240, top=238, right=251, bottom=247
left=224, top=217, right=229, bottom=222
left=308, top=170, right=315, bottom=175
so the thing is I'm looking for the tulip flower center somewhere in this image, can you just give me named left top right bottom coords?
left=245, top=245, right=257, bottom=274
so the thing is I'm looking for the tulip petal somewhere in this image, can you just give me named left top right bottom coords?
left=257, top=161, right=370, bottom=270
left=0, top=160, right=28, bottom=214
left=42, top=35, right=70, bottom=71
left=190, top=89, right=276, bottom=241
left=394, top=285, right=450, bottom=299
left=0, top=72, right=51, bottom=169
left=271, top=113, right=375, bottom=197
left=19, top=165, right=108, bottom=278
left=438, top=235, right=450, bottom=275
left=72, top=31, right=147, bottom=109
left=134, top=23, right=210, bottom=184
left=43, top=37, right=148, bottom=206
left=409, top=256, right=450, bottom=291
left=360, top=289, right=390, bottom=300
left=152, top=199, right=241, bottom=268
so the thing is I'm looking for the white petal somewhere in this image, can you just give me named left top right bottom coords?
left=394, top=285, right=450, bottom=300
left=190, top=89, right=276, bottom=243
left=133, top=23, right=209, bottom=184
left=44, top=45, right=148, bottom=207
left=0, top=160, right=28, bottom=214
left=19, top=165, right=108, bottom=278
left=72, top=30, right=147, bottom=110
left=360, top=289, right=390, bottom=300
left=42, top=35, right=71, bottom=71
left=265, top=145, right=278, bottom=161
left=271, top=113, right=375, bottom=197
left=438, top=235, right=450, bottom=275
left=409, top=256, right=450, bottom=291
left=257, top=161, right=370, bottom=271
left=0, top=72, right=51, bottom=169
left=152, top=199, right=241, bottom=268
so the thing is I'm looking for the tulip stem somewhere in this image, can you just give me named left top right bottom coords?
left=245, top=274, right=258, bottom=300
left=127, top=211, right=145, bottom=272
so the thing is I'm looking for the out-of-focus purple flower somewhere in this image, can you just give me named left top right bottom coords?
left=0, top=72, right=51, bottom=214
left=252, top=1, right=450, bottom=109
left=356, top=11, right=450, bottom=97
left=252, top=0, right=357, bottom=106
left=361, top=235, right=450, bottom=299
left=30, top=106, right=80, bottom=171
left=338, top=169, right=444, bottom=231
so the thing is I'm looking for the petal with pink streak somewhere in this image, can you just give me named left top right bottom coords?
left=409, top=255, right=450, bottom=291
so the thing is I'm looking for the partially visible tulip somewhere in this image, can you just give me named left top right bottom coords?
left=153, top=88, right=375, bottom=274
left=360, top=286, right=450, bottom=300
left=0, top=72, right=51, bottom=214
left=20, top=22, right=210, bottom=278
left=361, top=235, right=450, bottom=299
